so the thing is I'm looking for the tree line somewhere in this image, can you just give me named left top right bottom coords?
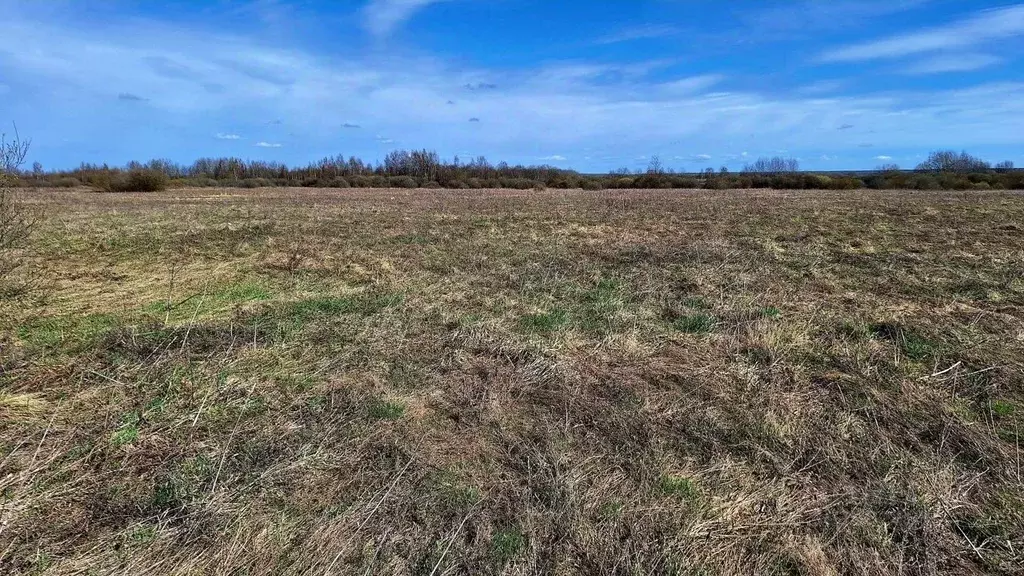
left=13, top=149, right=1021, bottom=192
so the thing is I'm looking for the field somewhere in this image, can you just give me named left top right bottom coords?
left=1, top=187, right=1022, bottom=575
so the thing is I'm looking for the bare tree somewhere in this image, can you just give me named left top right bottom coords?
left=742, top=156, right=799, bottom=175
left=646, top=155, right=664, bottom=175
left=1, top=125, right=33, bottom=295
left=995, top=160, right=1014, bottom=173
left=916, top=150, right=990, bottom=173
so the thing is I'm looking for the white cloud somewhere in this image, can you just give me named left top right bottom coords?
left=255, top=141, right=282, bottom=148
left=595, top=24, right=679, bottom=45
left=820, top=154, right=837, bottom=161
left=215, top=133, right=241, bottom=140
left=540, top=155, right=567, bottom=161
left=820, top=5, right=1024, bottom=62
left=903, top=53, right=1002, bottom=74
left=363, top=0, right=445, bottom=38
left=1, top=8, right=1023, bottom=169
left=875, top=155, right=893, bottom=160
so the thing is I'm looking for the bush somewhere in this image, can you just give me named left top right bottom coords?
left=52, top=177, right=81, bottom=188
left=240, top=178, right=273, bottom=188
left=580, top=179, right=604, bottom=191
left=109, top=169, right=168, bottom=192
left=389, top=176, right=418, bottom=189
left=422, top=180, right=442, bottom=189
left=327, top=177, right=350, bottom=188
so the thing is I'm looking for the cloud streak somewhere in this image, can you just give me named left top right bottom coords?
left=363, top=0, right=445, bottom=37
left=595, top=24, right=679, bottom=45
left=0, top=6, right=1022, bottom=170
left=820, top=5, right=1024, bottom=62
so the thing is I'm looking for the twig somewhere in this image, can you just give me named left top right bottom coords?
left=919, top=361, right=962, bottom=380
left=429, top=504, right=479, bottom=576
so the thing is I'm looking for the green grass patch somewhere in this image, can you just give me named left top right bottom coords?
left=491, top=528, right=527, bottom=565
left=759, top=306, right=781, bottom=319
left=18, top=313, right=122, bottom=352
left=681, top=296, right=711, bottom=310
left=520, top=308, right=569, bottom=334
left=111, top=412, right=141, bottom=447
left=870, top=322, right=938, bottom=360
left=659, top=475, right=699, bottom=500
left=367, top=399, right=406, bottom=421
left=218, top=281, right=273, bottom=303
left=991, top=400, right=1016, bottom=418
left=673, top=314, right=716, bottom=334
left=579, top=278, right=627, bottom=334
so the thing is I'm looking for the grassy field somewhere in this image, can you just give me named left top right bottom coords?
left=1, top=187, right=1022, bottom=575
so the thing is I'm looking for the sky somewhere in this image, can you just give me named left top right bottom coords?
left=1, top=0, right=1022, bottom=172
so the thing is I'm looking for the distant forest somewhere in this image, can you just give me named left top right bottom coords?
left=13, top=149, right=1021, bottom=192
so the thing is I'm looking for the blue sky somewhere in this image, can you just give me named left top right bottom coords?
left=1, top=0, right=1022, bottom=172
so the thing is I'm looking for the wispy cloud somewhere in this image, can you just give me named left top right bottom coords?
left=118, top=92, right=147, bottom=101
left=820, top=5, right=1024, bottom=62
left=2, top=7, right=1023, bottom=170
left=342, top=123, right=361, bottom=128
left=903, top=53, right=1002, bottom=74
left=838, top=124, right=854, bottom=130
left=540, top=155, right=567, bottom=161
left=215, top=133, right=241, bottom=140
left=595, top=24, right=679, bottom=45
left=675, top=154, right=712, bottom=162
left=363, top=0, right=445, bottom=38
left=875, top=155, right=893, bottom=160
left=255, top=141, right=282, bottom=148
left=745, top=0, right=934, bottom=35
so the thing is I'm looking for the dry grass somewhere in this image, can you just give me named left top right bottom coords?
left=1, top=187, right=1023, bottom=575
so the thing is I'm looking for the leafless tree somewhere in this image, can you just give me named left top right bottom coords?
left=916, top=150, right=990, bottom=173
left=1, top=125, right=33, bottom=295
left=742, top=156, right=799, bottom=175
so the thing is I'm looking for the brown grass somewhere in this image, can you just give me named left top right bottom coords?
left=1, top=187, right=1022, bottom=575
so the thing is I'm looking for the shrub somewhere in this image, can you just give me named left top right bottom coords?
left=389, top=176, right=418, bottom=189
left=422, top=180, right=442, bottom=189
left=109, top=169, right=168, bottom=192
left=238, top=178, right=271, bottom=188
left=325, top=177, right=350, bottom=188
left=580, top=179, right=604, bottom=191
left=52, top=177, right=81, bottom=188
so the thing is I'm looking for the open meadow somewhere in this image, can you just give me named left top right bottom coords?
left=2, top=187, right=1023, bottom=575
